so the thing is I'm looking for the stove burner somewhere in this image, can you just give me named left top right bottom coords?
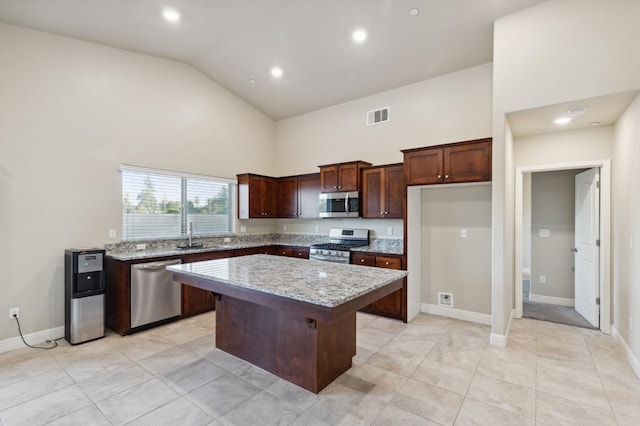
left=311, top=242, right=366, bottom=251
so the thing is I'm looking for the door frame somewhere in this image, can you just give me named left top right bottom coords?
left=514, top=159, right=611, bottom=333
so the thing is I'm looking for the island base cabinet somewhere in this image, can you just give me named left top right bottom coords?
left=216, top=295, right=356, bottom=393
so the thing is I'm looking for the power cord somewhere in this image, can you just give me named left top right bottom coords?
left=13, top=314, right=58, bottom=350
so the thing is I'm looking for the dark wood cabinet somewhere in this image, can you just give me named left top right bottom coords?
left=276, top=246, right=309, bottom=259
left=181, top=251, right=229, bottom=317
left=362, top=163, right=405, bottom=219
left=351, top=252, right=406, bottom=321
left=276, top=173, right=321, bottom=218
left=237, top=173, right=276, bottom=218
left=403, top=138, right=491, bottom=186
left=319, top=161, right=371, bottom=192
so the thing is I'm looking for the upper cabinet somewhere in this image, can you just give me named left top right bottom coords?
left=319, top=161, right=371, bottom=192
left=237, top=173, right=276, bottom=218
left=362, top=164, right=405, bottom=219
left=276, top=173, right=321, bottom=218
left=402, top=138, right=492, bottom=186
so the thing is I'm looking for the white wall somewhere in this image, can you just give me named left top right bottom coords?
left=0, top=24, right=276, bottom=343
left=420, top=185, right=492, bottom=314
left=613, top=93, right=640, bottom=361
left=275, top=64, right=493, bottom=175
left=492, top=0, right=640, bottom=339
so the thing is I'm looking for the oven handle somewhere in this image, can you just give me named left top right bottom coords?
left=309, top=254, right=350, bottom=263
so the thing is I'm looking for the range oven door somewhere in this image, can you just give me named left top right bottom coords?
left=319, top=192, right=360, bottom=218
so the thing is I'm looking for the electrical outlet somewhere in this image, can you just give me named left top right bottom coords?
left=223, top=237, right=231, bottom=243
left=539, top=275, right=546, bottom=284
left=108, top=229, right=117, bottom=239
left=460, top=228, right=467, bottom=238
left=283, top=224, right=288, bottom=231
left=539, top=229, right=550, bottom=237
left=136, top=243, right=147, bottom=250
left=387, top=227, right=393, bottom=236
left=315, top=225, right=319, bottom=233
left=9, top=307, right=19, bottom=319
left=437, top=292, right=454, bottom=307
left=240, top=226, right=247, bottom=233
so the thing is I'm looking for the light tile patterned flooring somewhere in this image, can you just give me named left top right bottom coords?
left=1, top=311, right=640, bottom=425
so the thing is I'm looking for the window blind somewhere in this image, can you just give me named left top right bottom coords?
left=121, top=166, right=235, bottom=240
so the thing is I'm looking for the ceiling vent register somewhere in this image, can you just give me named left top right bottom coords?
left=367, top=107, right=389, bottom=126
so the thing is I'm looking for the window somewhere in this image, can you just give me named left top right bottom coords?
left=121, top=165, right=235, bottom=240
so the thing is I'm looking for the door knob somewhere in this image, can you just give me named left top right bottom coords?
left=570, top=247, right=578, bottom=253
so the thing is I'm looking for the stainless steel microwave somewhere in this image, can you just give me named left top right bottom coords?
left=319, top=191, right=360, bottom=218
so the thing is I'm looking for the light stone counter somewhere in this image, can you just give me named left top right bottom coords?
left=167, top=254, right=407, bottom=308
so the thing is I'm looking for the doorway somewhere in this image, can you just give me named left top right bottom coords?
left=515, top=160, right=611, bottom=333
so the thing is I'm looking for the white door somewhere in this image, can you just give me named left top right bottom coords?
left=574, top=168, right=600, bottom=327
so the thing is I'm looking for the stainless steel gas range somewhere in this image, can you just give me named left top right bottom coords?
left=309, top=228, right=369, bottom=264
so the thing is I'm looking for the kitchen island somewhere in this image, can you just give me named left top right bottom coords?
left=167, top=254, right=407, bottom=393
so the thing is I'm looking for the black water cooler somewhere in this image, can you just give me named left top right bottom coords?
left=65, top=249, right=106, bottom=344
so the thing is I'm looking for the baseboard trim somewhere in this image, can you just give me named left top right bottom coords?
left=0, top=326, right=65, bottom=354
left=612, top=326, right=640, bottom=380
left=529, top=293, right=575, bottom=307
left=489, top=308, right=515, bottom=348
left=420, top=303, right=491, bottom=325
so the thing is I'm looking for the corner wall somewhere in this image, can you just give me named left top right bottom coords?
left=492, top=0, right=640, bottom=339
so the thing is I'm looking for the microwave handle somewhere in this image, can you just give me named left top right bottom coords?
left=345, top=192, right=349, bottom=214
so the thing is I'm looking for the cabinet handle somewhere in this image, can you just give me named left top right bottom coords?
left=385, top=261, right=390, bottom=265
left=437, top=174, right=442, bottom=179
left=384, top=211, right=389, bottom=215
left=445, top=174, right=449, bottom=179
left=380, top=211, right=384, bottom=215
left=333, top=186, right=337, bottom=189
left=360, top=259, right=365, bottom=263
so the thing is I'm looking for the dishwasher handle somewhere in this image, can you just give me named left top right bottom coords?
left=132, top=260, right=181, bottom=271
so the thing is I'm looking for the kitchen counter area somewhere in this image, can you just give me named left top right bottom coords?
left=105, top=233, right=403, bottom=261
left=168, top=254, right=407, bottom=392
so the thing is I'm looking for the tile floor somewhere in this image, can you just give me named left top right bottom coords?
left=1, top=311, right=640, bottom=425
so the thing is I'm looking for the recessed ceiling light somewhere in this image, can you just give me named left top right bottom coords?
left=589, top=121, right=601, bottom=127
left=553, top=116, right=573, bottom=125
left=162, top=8, right=180, bottom=22
left=249, top=79, right=256, bottom=84
left=352, top=29, right=368, bottom=43
left=271, top=67, right=283, bottom=78
left=409, top=8, right=420, bottom=17
left=567, top=106, right=588, bottom=117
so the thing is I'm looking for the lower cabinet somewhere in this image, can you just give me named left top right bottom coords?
left=275, top=246, right=310, bottom=259
left=351, top=252, right=406, bottom=322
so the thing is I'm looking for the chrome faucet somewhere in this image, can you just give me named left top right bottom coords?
left=188, top=221, right=193, bottom=247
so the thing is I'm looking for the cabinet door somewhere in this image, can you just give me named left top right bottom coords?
left=385, top=165, right=405, bottom=219
left=320, top=166, right=339, bottom=192
left=182, top=285, right=214, bottom=318
left=297, top=174, right=321, bottom=218
left=262, top=177, right=277, bottom=217
left=351, top=252, right=376, bottom=266
left=404, top=147, right=444, bottom=185
left=444, top=140, right=491, bottom=183
left=276, top=177, right=298, bottom=218
left=337, top=163, right=359, bottom=191
left=247, top=175, right=265, bottom=217
left=277, top=247, right=293, bottom=257
left=362, top=168, right=383, bottom=218
left=292, top=247, right=310, bottom=259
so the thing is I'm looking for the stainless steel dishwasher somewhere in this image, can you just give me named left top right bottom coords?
left=131, top=259, right=182, bottom=328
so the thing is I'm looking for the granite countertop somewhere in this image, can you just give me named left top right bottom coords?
left=167, top=254, right=407, bottom=308
left=106, top=234, right=404, bottom=261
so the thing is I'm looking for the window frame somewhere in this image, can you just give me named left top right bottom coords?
left=119, top=164, right=236, bottom=240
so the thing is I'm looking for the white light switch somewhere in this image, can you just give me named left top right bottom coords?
left=108, top=229, right=117, bottom=239
left=460, top=228, right=467, bottom=238
left=539, top=275, right=546, bottom=284
left=539, top=229, right=550, bottom=238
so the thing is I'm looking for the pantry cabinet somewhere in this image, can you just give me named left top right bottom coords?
left=237, top=173, right=276, bottom=218
left=319, top=161, right=371, bottom=192
left=362, top=163, right=405, bottom=219
left=351, top=252, right=406, bottom=321
left=403, top=138, right=491, bottom=186
left=276, top=173, right=321, bottom=218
